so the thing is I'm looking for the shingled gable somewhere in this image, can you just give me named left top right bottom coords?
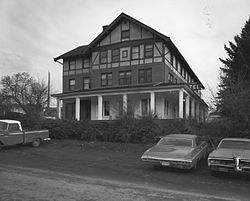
left=54, top=12, right=204, bottom=89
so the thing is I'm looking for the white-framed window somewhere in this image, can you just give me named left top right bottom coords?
left=131, top=46, right=139, bottom=59
left=69, top=79, right=75, bottom=91
left=83, top=77, right=90, bottom=90
left=168, top=73, right=174, bottom=83
left=103, top=101, right=110, bottom=116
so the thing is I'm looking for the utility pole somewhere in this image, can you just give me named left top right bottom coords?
left=47, top=71, right=50, bottom=108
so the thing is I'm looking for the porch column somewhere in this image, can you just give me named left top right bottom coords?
left=196, top=101, right=200, bottom=122
left=97, top=95, right=103, bottom=120
left=191, top=99, right=195, bottom=119
left=75, top=97, right=80, bottom=121
left=185, top=95, right=190, bottom=120
left=123, top=94, right=127, bottom=113
left=150, top=92, right=155, bottom=114
left=178, top=89, right=184, bottom=119
left=57, top=99, right=61, bottom=119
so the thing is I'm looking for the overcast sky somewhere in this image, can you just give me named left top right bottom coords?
left=0, top=0, right=249, bottom=104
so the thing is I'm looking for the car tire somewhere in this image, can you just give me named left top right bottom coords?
left=32, top=138, right=41, bottom=147
left=193, top=161, right=198, bottom=169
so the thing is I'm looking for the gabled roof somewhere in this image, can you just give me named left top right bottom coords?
left=54, top=12, right=171, bottom=62
left=86, top=12, right=170, bottom=50
left=54, top=12, right=204, bottom=88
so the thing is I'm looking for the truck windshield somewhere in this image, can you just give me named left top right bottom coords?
left=0, top=122, right=7, bottom=131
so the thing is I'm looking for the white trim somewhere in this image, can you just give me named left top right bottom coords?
left=58, top=88, right=180, bottom=100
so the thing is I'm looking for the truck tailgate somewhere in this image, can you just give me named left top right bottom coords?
left=24, top=130, right=49, bottom=144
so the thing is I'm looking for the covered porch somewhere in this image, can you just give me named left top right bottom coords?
left=56, top=85, right=207, bottom=122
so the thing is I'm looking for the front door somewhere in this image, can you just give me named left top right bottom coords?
left=80, top=100, right=91, bottom=120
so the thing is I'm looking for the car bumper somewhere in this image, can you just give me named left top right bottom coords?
left=209, top=164, right=250, bottom=174
left=141, top=157, right=193, bottom=169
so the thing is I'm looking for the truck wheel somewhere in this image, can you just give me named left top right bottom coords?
left=32, top=138, right=41, bottom=147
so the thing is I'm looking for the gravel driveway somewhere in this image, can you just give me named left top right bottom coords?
left=0, top=140, right=250, bottom=201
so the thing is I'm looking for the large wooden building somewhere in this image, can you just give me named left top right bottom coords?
left=54, top=13, right=207, bottom=121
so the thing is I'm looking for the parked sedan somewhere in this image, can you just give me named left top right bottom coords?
left=208, top=138, right=250, bottom=174
left=141, top=134, right=208, bottom=169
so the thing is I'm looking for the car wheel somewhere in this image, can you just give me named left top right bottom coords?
left=32, top=138, right=41, bottom=147
left=193, top=161, right=198, bottom=169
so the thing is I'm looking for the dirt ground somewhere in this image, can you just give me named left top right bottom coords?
left=0, top=140, right=250, bottom=201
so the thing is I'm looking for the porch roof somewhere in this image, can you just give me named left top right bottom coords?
left=53, top=83, right=207, bottom=107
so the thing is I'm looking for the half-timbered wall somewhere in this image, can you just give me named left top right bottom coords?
left=97, top=21, right=154, bottom=46
left=61, top=20, right=201, bottom=96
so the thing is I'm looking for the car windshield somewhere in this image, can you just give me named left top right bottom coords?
left=219, top=140, right=250, bottom=150
left=157, top=137, right=193, bottom=147
left=0, top=122, right=7, bottom=131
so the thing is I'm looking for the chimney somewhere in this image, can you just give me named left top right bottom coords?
left=102, top=25, right=108, bottom=31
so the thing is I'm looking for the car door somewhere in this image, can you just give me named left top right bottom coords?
left=2, top=123, right=23, bottom=146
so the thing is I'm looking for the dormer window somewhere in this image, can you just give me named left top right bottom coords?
left=121, top=30, right=130, bottom=40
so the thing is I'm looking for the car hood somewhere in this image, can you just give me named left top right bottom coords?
left=142, top=145, right=194, bottom=160
left=209, top=148, right=250, bottom=160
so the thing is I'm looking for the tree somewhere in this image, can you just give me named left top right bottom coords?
left=1, top=72, right=48, bottom=119
left=217, top=17, right=250, bottom=125
left=0, top=92, right=13, bottom=116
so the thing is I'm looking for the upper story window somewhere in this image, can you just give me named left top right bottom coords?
left=69, top=60, right=76, bottom=70
left=112, top=49, right=120, bottom=62
left=144, top=44, right=153, bottom=58
left=138, top=68, right=152, bottom=83
left=100, top=51, right=108, bottom=64
left=101, top=73, right=112, bottom=87
left=119, top=71, right=131, bottom=85
left=122, top=50, right=129, bottom=59
left=184, top=70, right=187, bottom=80
left=121, top=30, right=130, bottom=40
left=170, top=53, right=173, bottom=65
left=131, top=46, right=139, bottom=60
left=83, top=77, right=90, bottom=90
left=168, top=73, right=174, bottom=83
left=175, top=78, right=178, bottom=83
left=69, top=79, right=75, bottom=91
left=180, top=65, right=183, bottom=76
left=83, top=59, right=90, bottom=68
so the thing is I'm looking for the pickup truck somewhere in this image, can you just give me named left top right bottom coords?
left=0, top=119, right=50, bottom=149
